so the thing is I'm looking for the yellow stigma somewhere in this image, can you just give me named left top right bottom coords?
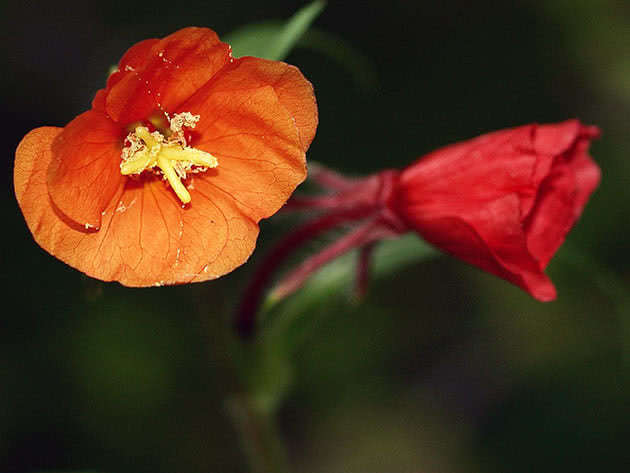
left=120, top=113, right=218, bottom=204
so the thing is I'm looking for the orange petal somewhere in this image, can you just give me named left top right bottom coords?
left=91, top=88, right=107, bottom=112
left=104, top=27, right=231, bottom=124
left=47, top=110, right=124, bottom=229
left=92, top=39, right=162, bottom=113
left=178, top=57, right=314, bottom=222
left=118, top=38, right=161, bottom=71
left=16, top=128, right=259, bottom=286
left=236, top=57, right=318, bottom=151
left=15, top=127, right=65, bottom=226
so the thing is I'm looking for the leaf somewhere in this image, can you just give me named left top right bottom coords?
left=298, top=28, right=378, bottom=91
left=225, top=1, right=378, bottom=92
left=225, top=0, right=326, bottom=61
left=224, top=21, right=280, bottom=59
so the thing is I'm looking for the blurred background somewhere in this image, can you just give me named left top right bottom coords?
left=2, top=1, right=629, bottom=472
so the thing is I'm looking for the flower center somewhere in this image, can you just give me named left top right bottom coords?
left=120, top=112, right=218, bottom=204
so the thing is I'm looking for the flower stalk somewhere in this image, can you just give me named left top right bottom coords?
left=236, top=120, right=601, bottom=337
left=235, top=167, right=407, bottom=337
left=227, top=394, right=290, bottom=473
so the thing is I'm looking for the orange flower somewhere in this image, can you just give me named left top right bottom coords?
left=14, top=27, right=317, bottom=286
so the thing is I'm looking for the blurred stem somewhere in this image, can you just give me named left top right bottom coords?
left=227, top=394, right=290, bottom=473
left=225, top=324, right=293, bottom=473
left=197, top=286, right=291, bottom=473
left=356, top=242, right=375, bottom=298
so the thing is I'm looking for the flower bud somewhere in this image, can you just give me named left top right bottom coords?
left=391, top=120, right=601, bottom=300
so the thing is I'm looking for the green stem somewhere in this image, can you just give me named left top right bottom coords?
left=227, top=394, right=290, bottom=473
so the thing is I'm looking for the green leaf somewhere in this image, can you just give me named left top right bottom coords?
left=225, top=0, right=326, bottom=61
left=260, top=234, right=440, bottom=345
left=298, top=28, right=379, bottom=91
left=223, top=21, right=280, bottom=59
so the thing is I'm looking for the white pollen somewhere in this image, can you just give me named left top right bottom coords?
left=116, top=198, right=136, bottom=213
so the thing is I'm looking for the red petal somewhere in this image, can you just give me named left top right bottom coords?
left=395, top=120, right=601, bottom=300
left=524, top=124, right=601, bottom=267
left=523, top=167, right=576, bottom=268
left=533, top=119, right=580, bottom=155
left=178, top=57, right=312, bottom=222
left=399, top=125, right=553, bottom=218
left=104, top=27, right=231, bottom=124
left=47, top=111, right=124, bottom=229
left=403, top=194, right=557, bottom=301
left=16, top=127, right=259, bottom=285
left=570, top=127, right=602, bottom=216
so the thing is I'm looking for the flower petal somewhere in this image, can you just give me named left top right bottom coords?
left=395, top=120, right=600, bottom=301
left=400, top=124, right=554, bottom=218
left=104, top=27, right=231, bottom=124
left=570, top=126, right=602, bottom=216
left=15, top=127, right=65, bottom=226
left=403, top=195, right=557, bottom=301
left=524, top=125, right=601, bottom=267
left=233, top=57, right=318, bottom=151
left=92, top=39, right=161, bottom=113
left=179, top=57, right=311, bottom=222
left=16, top=128, right=259, bottom=285
left=118, top=38, right=161, bottom=71
left=81, top=178, right=259, bottom=286
left=533, top=119, right=580, bottom=156
left=47, top=110, right=124, bottom=229
left=523, top=167, right=577, bottom=268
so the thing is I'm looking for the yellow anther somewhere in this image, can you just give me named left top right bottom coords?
left=120, top=149, right=152, bottom=175
left=157, top=155, right=191, bottom=203
left=159, top=146, right=219, bottom=168
left=134, top=127, right=160, bottom=148
left=120, top=117, right=218, bottom=204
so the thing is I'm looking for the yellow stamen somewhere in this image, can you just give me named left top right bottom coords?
left=120, top=149, right=152, bottom=175
left=159, top=146, right=219, bottom=168
left=120, top=115, right=218, bottom=204
left=134, top=126, right=160, bottom=148
left=157, top=155, right=191, bottom=203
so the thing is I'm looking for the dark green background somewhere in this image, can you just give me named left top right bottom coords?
left=2, top=1, right=629, bottom=472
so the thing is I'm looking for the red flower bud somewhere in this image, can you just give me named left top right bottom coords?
left=391, top=120, right=601, bottom=301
